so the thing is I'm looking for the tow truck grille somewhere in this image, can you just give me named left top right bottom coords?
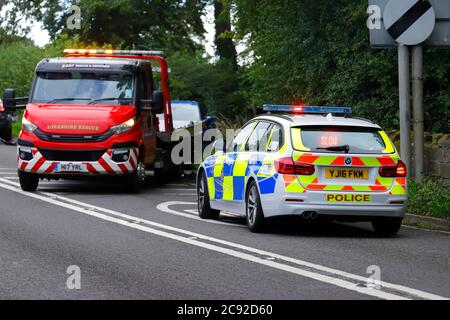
left=39, top=149, right=106, bottom=161
left=34, top=129, right=113, bottom=143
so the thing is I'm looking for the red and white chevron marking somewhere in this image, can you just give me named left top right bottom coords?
left=17, top=148, right=139, bottom=175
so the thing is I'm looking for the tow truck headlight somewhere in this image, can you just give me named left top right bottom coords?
left=22, top=117, right=38, bottom=133
left=110, top=118, right=135, bottom=135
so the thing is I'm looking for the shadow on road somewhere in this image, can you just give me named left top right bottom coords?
left=262, top=217, right=405, bottom=239
left=36, top=174, right=196, bottom=195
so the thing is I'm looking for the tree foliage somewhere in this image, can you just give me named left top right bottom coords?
left=0, top=0, right=448, bottom=132
left=233, top=0, right=449, bottom=132
left=1, top=0, right=208, bottom=53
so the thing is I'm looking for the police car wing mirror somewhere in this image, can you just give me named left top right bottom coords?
left=2, top=89, right=16, bottom=111
left=151, top=91, right=164, bottom=114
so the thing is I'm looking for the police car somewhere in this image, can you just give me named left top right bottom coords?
left=196, top=105, right=407, bottom=235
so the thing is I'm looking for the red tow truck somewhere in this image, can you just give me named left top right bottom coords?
left=15, top=49, right=177, bottom=192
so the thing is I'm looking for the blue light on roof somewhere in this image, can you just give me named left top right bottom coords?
left=263, top=104, right=352, bottom=115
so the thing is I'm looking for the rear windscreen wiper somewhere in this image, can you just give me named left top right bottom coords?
left=46, top=98, right=91, bottom=103
left=317, top=145, right=350, bottom=153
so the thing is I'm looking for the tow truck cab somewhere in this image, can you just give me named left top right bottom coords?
left=17, top=49, right=175, bottom=192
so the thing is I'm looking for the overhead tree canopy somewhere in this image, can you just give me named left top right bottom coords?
left=0, top=0, right=448, bottom=131
left=1, top=0, right=208, bottom=52
left=233, top=0, right=449, bottom=132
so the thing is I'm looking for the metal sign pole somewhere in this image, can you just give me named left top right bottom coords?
left=398, top=44, right=411, bottom=177
left=412, top=45, right=424, bottom=183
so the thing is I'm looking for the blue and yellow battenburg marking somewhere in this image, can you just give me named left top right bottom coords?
left=203, top=152, right=280, bottom=201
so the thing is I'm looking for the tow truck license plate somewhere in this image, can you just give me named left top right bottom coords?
left=325, top=168, right=368, bottom=180
left=54, top=163, right=87, bottom=173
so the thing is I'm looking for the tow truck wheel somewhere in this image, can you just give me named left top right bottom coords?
left=197, top=172, right=220, bottom=220
left=371, top=217, right=403, bottom=236
left=18, top=170, right=39, bottom=192
left=246, top=181, right=266, bottom=233
left=124, top=161, right=146, bottom=193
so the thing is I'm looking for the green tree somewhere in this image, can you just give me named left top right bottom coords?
left=1, top=0, right=208, bottom=53
left=233, top=0, right=449, bottom=132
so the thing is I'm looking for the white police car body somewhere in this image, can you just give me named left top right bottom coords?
left=197, top=105, right=407, bottom=235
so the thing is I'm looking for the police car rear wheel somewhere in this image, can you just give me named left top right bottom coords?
left=198, top=172, right=220, bottom=220
left=371, top=217, right=403, bottom=236
left=18, top=170, right=39, bottom=192
left=246, top=181, right=266, bottom=233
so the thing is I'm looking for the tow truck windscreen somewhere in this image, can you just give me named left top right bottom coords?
left=31, top=71, right=134, bottom=105
left=293, top=126, right=387, bottom=154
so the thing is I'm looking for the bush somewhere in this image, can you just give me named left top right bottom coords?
left=408, top=178, right=450, bottom=220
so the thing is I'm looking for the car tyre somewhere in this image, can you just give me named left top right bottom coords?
left=197, top=172, right=220, bottom=220
left=246, top=180, right=266, bottom=233
left=18, top=170, right=39, bottom=191
left=372, top=217, right=403, bottom=236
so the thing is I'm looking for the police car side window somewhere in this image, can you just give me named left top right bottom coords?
left=228, top=122, right=256, bottom=153
left=245, top=121, right=273, bottom=152
left=267, top=125, right=282, bottom=152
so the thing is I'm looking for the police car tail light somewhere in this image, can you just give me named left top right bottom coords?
left=379, top=160, right=407, bottom=178
left=275, top=158, right=315, bottom=176
left=275, top=158, right=295, bottom=174
left=294, top=163, right=315, bottom=176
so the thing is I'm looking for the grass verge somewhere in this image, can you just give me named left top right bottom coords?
left=408, top=178, right=450, bottom=220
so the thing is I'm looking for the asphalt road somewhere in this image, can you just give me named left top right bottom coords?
left=0, top=144, right=448, bottom=300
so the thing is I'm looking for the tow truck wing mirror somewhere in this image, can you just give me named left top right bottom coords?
left=151, top=91, right=164, bottom=114
left=3, top=89, right=16, bottom=111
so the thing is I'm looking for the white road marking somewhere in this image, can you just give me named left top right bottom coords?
left=156, top=201, right=245, bottom=228
left=0, top=178, right=447, bottom=300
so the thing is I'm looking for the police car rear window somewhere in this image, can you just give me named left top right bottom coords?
left=293, top=126, right=387, bottom=154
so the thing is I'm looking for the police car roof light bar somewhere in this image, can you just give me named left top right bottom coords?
left=263, top=104, right=352, bottom=115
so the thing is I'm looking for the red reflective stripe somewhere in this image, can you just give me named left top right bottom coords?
left=378, top=156, right=396, bottom=166
left=45, top=163, right=55, bottom=173
left=129, top=155, right=136, bottom=169
left=330, top=157, right=345, bottom=166
left=107, top=150, right=113, bottom=157
left=98, top=158, right=115, bottom=174
left=20, top=162, right=27, bottom=171
left=133, top=149, right=139, bottom=158
left=32, top=149, right=38, bottom=155
left=342, top=186, right=355, bottom=191
left=118, top=163, right=128, bottom=174
left=31, top=157, right=46, bottom=172
left=351, top=157, right=365, bottom=166
left=282, top=175, right=297, bottom=186
left=308, top=184, right=326, bottom=190
left=296, top=153, right=319, bottom=164
left=396, top=177, right=406, bottom=185
left=370, top=185, right=387, bottom=191
left=87, top=163, right=98, bottom=174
